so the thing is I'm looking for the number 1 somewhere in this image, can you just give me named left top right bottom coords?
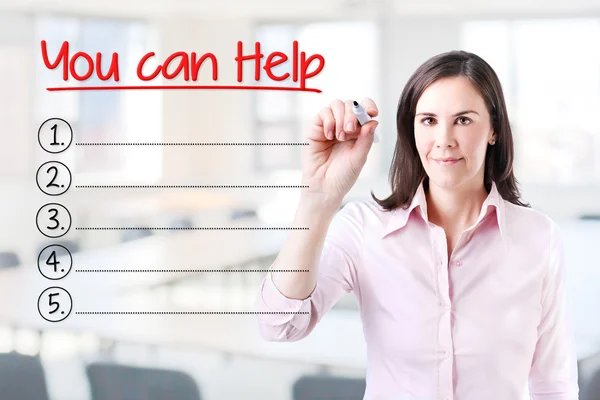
left=50, top=124, right=59, bottom=146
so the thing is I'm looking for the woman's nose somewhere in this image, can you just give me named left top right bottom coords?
left=434, top=124, right=456, bottom=148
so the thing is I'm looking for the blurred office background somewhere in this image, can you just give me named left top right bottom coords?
left=0, top=0, right=600, bottom=399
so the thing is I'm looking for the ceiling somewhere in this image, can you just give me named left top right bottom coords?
left=0, top=0, right=599, bottom=19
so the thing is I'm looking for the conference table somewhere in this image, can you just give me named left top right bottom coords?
left=3, top=292, right=368, bottom=370
left=0, top=219, right=598, bottom=371
left=0, top=263, right=366, bottom=371
left=0, top=222, right=286, bottom=332
left=83, top=190, right=246, bottom=220
left=0, top=212, right=368, bottom=370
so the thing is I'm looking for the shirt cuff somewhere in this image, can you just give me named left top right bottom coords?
left=256, top=272, right=313, bottom=326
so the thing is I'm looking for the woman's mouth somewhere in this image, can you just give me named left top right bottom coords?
left=433, top=158, right=462, bottom=166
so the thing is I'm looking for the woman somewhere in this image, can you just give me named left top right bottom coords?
left=255, top=50, right=579, bottom=399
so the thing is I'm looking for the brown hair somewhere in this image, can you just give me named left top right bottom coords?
left=371, top=50, right=530, bottom=211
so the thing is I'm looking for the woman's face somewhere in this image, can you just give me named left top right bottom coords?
left=413, top=76, right=496, bottom=191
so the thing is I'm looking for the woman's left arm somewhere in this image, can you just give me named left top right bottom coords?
left=528, top=221, right=580, bottom=399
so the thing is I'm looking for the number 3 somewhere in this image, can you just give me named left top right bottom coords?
left=47, top=208, right=60, bottom=230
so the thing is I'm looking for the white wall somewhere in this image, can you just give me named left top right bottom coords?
left=1, top=0, right=600, bottom=18
left=1, top=6, right=600, bottom=264
left=0, top=12, right=35, bottom=182
left=354, top=14, right=600, bottom=219
left=158, top=18, right=254, bottom=183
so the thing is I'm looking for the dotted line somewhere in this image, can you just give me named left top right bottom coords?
left=74, top=185, right=308, bottom=188
left=75, top=142, right=309, bottom=146
left=75, top=227, right=308, bottom=231
left=75, top=269, right=309, bottom=273
left=75, top=311, right=309, bottom=315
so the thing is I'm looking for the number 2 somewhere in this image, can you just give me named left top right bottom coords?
left=46, top=166, right=59, bottom=188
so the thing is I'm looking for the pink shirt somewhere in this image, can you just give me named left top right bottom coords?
left=255, top=181, right=579, bottom=399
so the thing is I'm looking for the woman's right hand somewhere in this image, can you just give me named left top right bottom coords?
left=301, top=98, right=379, bottom=205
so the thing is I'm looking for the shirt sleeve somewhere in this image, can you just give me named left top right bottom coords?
left=254, top=201, right=364, bottom=342
left=528, top=221, right=580, bottom=399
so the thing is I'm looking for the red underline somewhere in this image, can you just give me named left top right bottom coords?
left=46, top=85, right=321, bottom=93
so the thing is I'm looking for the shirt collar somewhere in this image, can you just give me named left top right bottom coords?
left=381, top=179, right=507, bottom=247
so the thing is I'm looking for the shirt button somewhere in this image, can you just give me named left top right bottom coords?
left=455, top=260, right=463, bottom=267
left=443, top=350, right=450, bottom=358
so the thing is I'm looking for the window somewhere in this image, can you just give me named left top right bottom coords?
left=34, top=15, right=163, bottom=183
left=461, top=19, right=600, bottom=185
left=253, top=21, right=381, bottom=177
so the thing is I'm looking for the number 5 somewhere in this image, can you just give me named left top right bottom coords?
left=48, top=292, right=60, bottom=314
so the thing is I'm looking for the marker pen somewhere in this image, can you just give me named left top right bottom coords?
left=352, top=101, right=380, bottom=143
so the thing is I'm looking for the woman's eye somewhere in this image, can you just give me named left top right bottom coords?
left=457, top=117, right=471, bottom=125
left=422, top=117, right=435, bottom=125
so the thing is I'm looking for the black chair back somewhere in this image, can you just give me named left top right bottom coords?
left=583, top=367, right=600, bottom=400
left=38, top=240, right=80, bottom=256
left=121, top=228, right=153, bottom=243
left=168, top=217, right=193, bottom=230
left=0, top=251, right=19, bottom=268
left=86, top=362, right=202, bottom=400
left=292, top=375, right=366, bottom=400
left=230, top=209, right=257, bottom=221
left=580, top=351, right=600, bottom=400
left=0, top=352, right=50, bottom=400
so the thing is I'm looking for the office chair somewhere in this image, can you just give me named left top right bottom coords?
left=0, top=352, right=50, bottom=400
left=579, top=214, right=600, bottom=221
left=583, top=366, right=600, bottom=400
left=120, top=228, right=154, bottom=243
left=0, top=251, right=20, bottom=268
left=292, top=374, right=366, bottom=400
left=37, top=239, right=80, bottom=256
left=86, top=362, right=202, bottom=400
left=580, top=351, right=600, bottom=400
left=167, top=217, right=194, bottom=230
left=230, top=208, right=257, bottom=221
